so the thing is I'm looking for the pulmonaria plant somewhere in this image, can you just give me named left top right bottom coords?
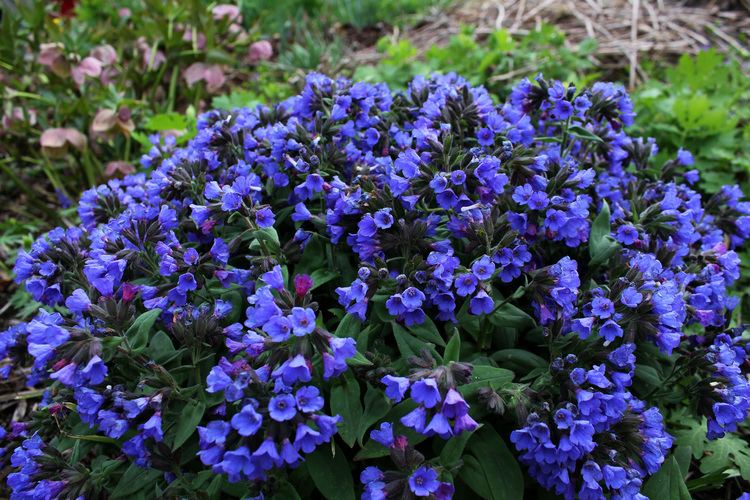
left=2, top=71, right=750, bottom=498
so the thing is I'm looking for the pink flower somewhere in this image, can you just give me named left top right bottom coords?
left=136, top=37, right=166, bottom=70
left=38, top=43, right=69, bottom=77
left=212, top=4, right=241, bottom=22
left=40, top=128, right=87, bottom=158
left=105, top=161, right=136, bottom=178
left=2, top=107, right=37, bottom=130
left=90, top=44, right=117, bottom=66
left=184, top=63, right=226, bottom=93
left=248, top=40, right=273, bottom=63
left=294, top=274, right=314, bottom=297
left=71, top=56, right=102, bottom=86
left=91, top=107, right=135, bottom=140
left=182, top=29, right=207, bottom=50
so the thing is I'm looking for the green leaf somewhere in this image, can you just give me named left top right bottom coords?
left=444, top=330, right=461, bottom=363
left=408, top=316, right=446, bottom=347
left=171, top=401, right=205, bottom=450
left=335, top=313, right=362, bottom=339
left=634, top=364, right=662, bottom=393
left=309, top=268, right=339, bottom=290
left=440, top=426, right=478, bottom=468
left=568, top=124, right=604, bottom=143
left=392, top=323, right=441, bottom=361
left=643, top=456, right=691, bottom=500
left=250, top=227, right=281, bottom=253
left=346, top=351, right=373, bottom=367
left=125, top=309, right=162, bottom=351
left=270, top=480, right=302, bottom=500
left=145, top=113, right=188, bottom=132
left=700, top=433, right=750, bottom=480
left=491, top=349, right=546, bottom=374
left=489, top=302, right=535, bottom=330
left=673, top=445, right=692, bottom=478
left=358, top=384, right=391, bottom=444
left=306, top=444, right=355, bottom=500
left=459, top=365, right=514, bottom=398
left=460, top=426, right=523, bottom=500
left=330, top=373, right=363, bottom=447
left=674, top=416, right=707, bottom=458
left=589, top=200, right=620, bottom=266
left=111, top=463, right=162, bottom=499
left=148, top=330, right=175, bottom=363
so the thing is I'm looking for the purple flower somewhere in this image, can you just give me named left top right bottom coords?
left=269, top=394, right=297, bottom=421
left=441, top=388, right=469, bottom=418
left=231, top=404, right=263, bottom=436
left=255, top=206, right=275, bottom=228
left=65, top=289, right=91, bottom=313
left=373, top=209, right=393, bottom=229
left=401, top=287, right=425, bottom=311
left=599, top=320, right=623, bottom=343
left=177, top=273, right=198, bottom=293
left=80, top=355, right=108, bottom=385
left=455, top=274, right=478, bottom=297
left=408, top=466, right=440, bottom=496
left=263, top=316, right=292, bottom=341
left=290, top=307, right=316, bottom=336
left=296, top=386, right=324, bottom=412
left=477, top=128, right=494, bottom=147
left=273, top=355, right=312, bottom=385
left=471, top=256, right=495, bottom=281
left=370, top=422, right=394, bottom=447
left=411, top=379, right=441, bottom=408
left=470, top=290, right=494, bottom=315
left=382, top=375, right=410, bottom=402
left=591, top=297, right=614, bottom=319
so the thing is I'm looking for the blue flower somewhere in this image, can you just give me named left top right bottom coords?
left=470, top=290, right=494, bottom=315
left=269, top=394, right=297, bottom=422
left=290, top=307, right=316, bottom=336
left=231, top=404, right=263, bottom=436
left=255, top=206, right=275, bottom=228
left=411, top=379, right=441, bottom=409
left=401, top=287, right=425, bottom=311
left=408, top=466, right=440, bottom=496
left=370, top=422, right=394, bottom=447
left=471, top=256, right=495, bottom=281
left=382, top=375, right=410, bottom=402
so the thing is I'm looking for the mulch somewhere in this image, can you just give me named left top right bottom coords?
left=348, top=0, right=750, bottom=87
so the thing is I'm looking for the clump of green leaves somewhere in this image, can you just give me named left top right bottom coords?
left=354, top=24, right=598, bottom=97
left=632, top=49, right=750, bottom=193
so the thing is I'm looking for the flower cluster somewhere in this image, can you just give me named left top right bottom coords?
left=198, top=270, right=356, bottom=481
left=511, top=346, right=672, bottom=499
left=4, top=71, right=750, bottom=499
left=382, top=360, right=478, bottom=439
left=362, top=423, right=454, bottom=499
left=696, top=332, right=750, bottom=440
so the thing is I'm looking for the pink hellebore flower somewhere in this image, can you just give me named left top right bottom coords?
left=91, top=107, right=135, bottom=140
left=2, top=107, right=37, bottom=130
left=248, top=40, right=273, bottom=63
left=40, top=128, right=87, bottom=158
left=71, top=56, right=102, bottom=87
left=182, top=29, right=207, bottom=50
left=136, top=37, right=166, bottom=70
left=90, top=44, right=117, bottom=66
left=105, top=161, right=136, bottom=178
left=38, top=43, right=70, bottom=78
left=184, top=63, right=226, bottom=93
left=212, top=4, right=242, bottom=23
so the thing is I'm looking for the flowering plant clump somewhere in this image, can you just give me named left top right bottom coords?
left=2, top=72, right=750, bottom=499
